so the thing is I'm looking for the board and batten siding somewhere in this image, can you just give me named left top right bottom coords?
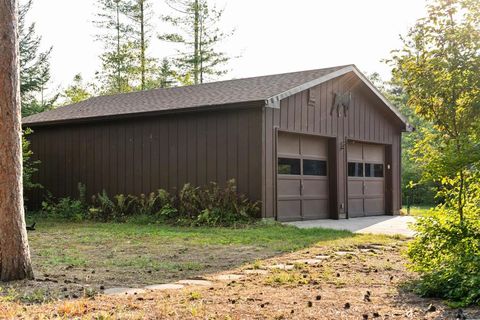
left=261, top=72, right=403, bottom=219
left=27, top=107, right=263, bottom=210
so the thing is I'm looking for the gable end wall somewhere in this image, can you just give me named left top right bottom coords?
left=261, top=73, right=403, bottom=219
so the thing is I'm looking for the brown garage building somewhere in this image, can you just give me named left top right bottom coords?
left=23, top=64, right=411, bottom=220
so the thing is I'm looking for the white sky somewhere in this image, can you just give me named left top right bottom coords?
left=29, top=0, right=427, bottom=91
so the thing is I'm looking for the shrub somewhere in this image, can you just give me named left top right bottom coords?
left=23, top=129, right=42, bottom=204
left=407, top=178, right=480, bottom=307
left=176, top=180, right=259, bottom=226
left=89, top=189, right=175, bottom=222
left=39, top=180, right=259, bottom=226
left=89, top=192, right=136, bottom=222
left=41, top=197, right=86, bottom=222
left=40, top=183, right=87, bottom=221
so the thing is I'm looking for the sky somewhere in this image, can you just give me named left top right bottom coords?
left=28, top=0, right=428, bottom=92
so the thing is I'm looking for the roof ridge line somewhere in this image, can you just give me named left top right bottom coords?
left=27, top=65, right=353, bottom=118
left=265, top=66, right=355, bottom=107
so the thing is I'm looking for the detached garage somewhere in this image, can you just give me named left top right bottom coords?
left=23, top=64, right=410, bottom=220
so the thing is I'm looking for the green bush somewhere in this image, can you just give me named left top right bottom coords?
left=89, top=189, right=174, bottom=222
left=39, top=180, right=259, bottom=226
left=176, top=181, right=259, bottom=226
left=40, top=184, right=87, bottom=221
left=407, top=179, right=480, bottom=307
left=40, top=198, right=85, bottom=221
left=23, top=129, right=42, bottom=203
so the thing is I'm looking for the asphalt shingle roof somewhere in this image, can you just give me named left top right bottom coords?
left=22, top=65, right=349, bottom=125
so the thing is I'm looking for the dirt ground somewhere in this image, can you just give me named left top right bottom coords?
left=1, top=243, right=267, bottom=302
left=1, top=233, right=478, bottom=319
left=0, top=221, right=354, bottom=303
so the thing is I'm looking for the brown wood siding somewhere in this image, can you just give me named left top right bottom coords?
left=26, top=107, right=263, bottom=209
left=262, top=72, right=404, bottom=218
left=26, top=72, right=404, bottom=220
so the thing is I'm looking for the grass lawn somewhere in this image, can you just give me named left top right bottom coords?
left=1, top=219, right=478, bottom=319
left=3, top=219, right=354, bottom=301
left=401, top=205, right=432, bottom=216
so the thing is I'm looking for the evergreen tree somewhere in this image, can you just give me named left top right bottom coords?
left=62, top=74, right=94, bottom=105
left=147, top=58, right=177, bottom=89
left=124, top=0, right=155, bottom=90
left=95, top=0, right=165, bottom=93
left=19, top=0, right=56, bottom=116
left=160, top=0, right=234, bottom=84
left=0, top=0, right=34, bottom=282
left=94, top=0, right=138, bottom=93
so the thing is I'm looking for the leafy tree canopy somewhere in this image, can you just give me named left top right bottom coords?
left=62, top=74, right=95, bottom=105
left=391, top=0, right=480, bottom=306
left=390, top=0, right=480, bottom=218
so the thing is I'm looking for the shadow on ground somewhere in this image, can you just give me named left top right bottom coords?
left=392, top=282, right=480, bottom=320
left=1, top=219, right=353, bottom=303
left=2, top=221, right=479, bottom=319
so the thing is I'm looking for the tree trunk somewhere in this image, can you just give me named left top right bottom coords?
left=115, top=0, right=121, bottom=92
left=199, top=8, right=203, bottom=84
left=140, top=0, right=145, bottom=90
left=0, top=0, right=34, bottom=281
left=458, top=169, right=465, bottom=224
left=193, top=0, right=199, bottom=85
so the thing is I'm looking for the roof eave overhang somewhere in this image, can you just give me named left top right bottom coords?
left=264, top=65, right=413, bottom=132
left=22, top=100, right=265, bottom=128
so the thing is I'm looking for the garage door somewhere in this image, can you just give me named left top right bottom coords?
left=277, top=132, right=329, bottom=221
left=347, top=142, right=385, bottom=217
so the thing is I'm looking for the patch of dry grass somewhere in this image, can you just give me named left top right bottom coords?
left=1, top=235, right=478, bottom=319
left=0, top=219, right=352, bottom=304
left=265, top=269, right=309, bottom=286
left=1, top=223, right=478, bottom=319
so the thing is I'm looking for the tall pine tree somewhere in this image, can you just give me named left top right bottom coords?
left=95, top=0, right=168, bottom=92
left=125, top=0, right=152, bottom=90
left=125, top=0, right=170, bottom=90
left=94, top=0, right=138, bottom=93
left=19, top=0, right=56, bottom=116
left=160, top=0, right=234, bottom=84
left=0, top=0, right=35, bottom=282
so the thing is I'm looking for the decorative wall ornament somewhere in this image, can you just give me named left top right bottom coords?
left=331, top=91, right=351, bottom=117
left=308, top=88, right=316, bottom=107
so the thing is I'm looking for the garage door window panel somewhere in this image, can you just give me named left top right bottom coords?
left=278, top=158, right=301, bottom=175
left=365, top=163, right=384, bottom=178
left=348, top=162, right=364, bottom=177
left=303, top=159, right=327, bottom=176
